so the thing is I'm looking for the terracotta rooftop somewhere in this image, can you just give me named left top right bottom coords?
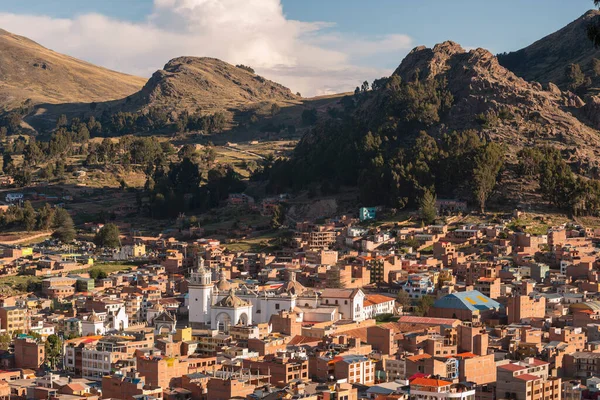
left=498, top=364, right=527, bottom=372
left=515, top=374, right=541, bottom=382
left=320, top=288, right=360, bottom=299
left=398, top=316, right=460, bottom=326
left=411, top=377, right=452, bottom=387
left=364, top=294, right=395, bottom=306
left=407, top=354, right=433, bottom=362
left=288, top=335, right=320, bottom=346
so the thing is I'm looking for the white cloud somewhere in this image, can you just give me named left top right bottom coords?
left=0, top=0, right=414, bottom=96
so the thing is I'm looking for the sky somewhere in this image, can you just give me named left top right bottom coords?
left=0, top=0, right=593, bottom=96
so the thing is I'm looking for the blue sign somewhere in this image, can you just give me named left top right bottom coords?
left=359, top=207, right=377, bottom=221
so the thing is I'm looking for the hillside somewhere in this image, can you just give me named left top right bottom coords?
left=264, top=41, right=600, bottom=211
left=0, top=28, right=146, bottom=110
left=497, top=10, right=600, bottom=90
left=26, top=56, right=303, bottom=132
left=126, top=57, right=300, bottom=115
left=391, top=41, right=599, bottom=158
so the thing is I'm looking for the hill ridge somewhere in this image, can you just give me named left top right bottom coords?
left=0, top=28, right=146, bottom=110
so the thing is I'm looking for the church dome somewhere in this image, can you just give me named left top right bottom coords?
left=277, top=271, right=308, bottom=295
left=217, top=278, right=232, bottom=292
left=89, top=310, right=101, bottom=323
left=216, top=269, right=232, bottom=292
left=214, top=289, right=249, bottom=308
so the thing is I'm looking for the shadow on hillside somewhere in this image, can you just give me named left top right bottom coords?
left=23, top=92, right=347, bottom=145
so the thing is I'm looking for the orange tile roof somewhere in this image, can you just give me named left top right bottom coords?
left=364, top=294, right=395, bottom=306
left=407, top=354, right=432, bottom=362
left=288, top=335, right=321, bottom=346
left=452, top=352, right=477, bottom=359
left=411, top=377, right=452, bottom=387
left=498, top=363, right=527, bottom=372
left=342, top=327, right=368, bottom=342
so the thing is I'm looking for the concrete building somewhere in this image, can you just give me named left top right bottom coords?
left=409, top=377, right=476, bottom=400
left=101, top=372, right=162, bottom=400
left=0, top=306, right=29, bottom=334
left=496, top=358, right=561, bottom=400
left=506, top=295, right=546, bottom=324
left=14, top=336, right=45, bottom=369
left=333, top=354, right=375, bottom=385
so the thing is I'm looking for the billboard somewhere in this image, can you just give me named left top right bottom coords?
left=359, top=207, right=377, bottom=221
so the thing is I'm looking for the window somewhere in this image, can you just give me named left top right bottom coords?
left=275, top=304, right=280, bottom=310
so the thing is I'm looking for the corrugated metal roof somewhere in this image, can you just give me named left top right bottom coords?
left=433, top=290, right=501, bottom=312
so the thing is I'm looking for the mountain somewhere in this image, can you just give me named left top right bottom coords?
left=0, top=28, right=146, bottom=110
left=497, top=10, right=600, bottom=90
left=26, top=56, right=302, bottom=132
left=125, top=57, right=299, bottom=114
left=266, top=41, right=600, bottom=211
left=392, top=41, right=598, bottom=156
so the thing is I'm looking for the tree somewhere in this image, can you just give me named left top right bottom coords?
left=0, top=334, right=10, bottom=350
left=23, top=141, right=43, bottom=167
left=94, top=223, right=121, bottom=248
left=301, top=109, right=318, bottom=125
left=45, top=334, right=62, bottom=369
left=37, top=203, right=55, bottom=231
left=22, top=201, right=36, bottom=232
left=52, top=208, right=76, bottom=243
left=2, top=152, right=14, bottom=175
left=56, top=114, right=68, bottom=129
left=565, top=63, right=586, bottom=90
left=397, top=290, right=411, bottom=310
left=326, top=265, right=344, bottom=288
left=589, top=1, right=600, bottom=47
left=236, top=64, right=255, bottom=74
left=419, top=189, right=437, bottom=225
left=89, top=268, right=108, bottom=280
left=414, top=295, right=435, bottom=316
left=270, top=103, right=281, bottom=117
left=472, top=143, right=504, bottom=212
left=270, top=204, right=284, bottom=229
left=592, top=58, right=600, bottom=77
left=14, top=169, right=32, bottom=187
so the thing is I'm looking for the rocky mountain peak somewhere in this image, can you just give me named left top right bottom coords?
left=128, top=56, right=298, bottom=115
left=386, top=41, right=600, bottom=168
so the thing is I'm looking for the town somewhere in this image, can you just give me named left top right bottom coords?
left=0, top=196, right=595, bottom=400
left=2, top=1, right=600, bottom=400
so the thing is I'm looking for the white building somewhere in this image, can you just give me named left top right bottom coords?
left=81, top=305, right=129, bottom=336
left=409, top=377, right=476, bottom=400
left=5, top=193, right=23, bottom=203
left=210, top=290, right=253, bottom=333
left=82, top=311, right=107, bottom=336
left=188, top=257, right=214, bottom=327
left=363, top=294, right=397, bottom=319
left=320, top=288, right=366, bottom=321
left=220, top=273, right=318, bottom=324
left=81, top=338, right=127, bottom=381
left=112, top=244, right=146, bottom=261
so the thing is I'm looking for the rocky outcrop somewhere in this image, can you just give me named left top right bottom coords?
left=388, top=41, right=600, bottom=165
left=584, top=95, right=600, bottom=129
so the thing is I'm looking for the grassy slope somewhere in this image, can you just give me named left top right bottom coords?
left=0, top=29, right=146, bottom=110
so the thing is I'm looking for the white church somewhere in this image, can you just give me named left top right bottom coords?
left=188, top=257, right=392, bottom=332
left=188, top=257, right=321, bottom=332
